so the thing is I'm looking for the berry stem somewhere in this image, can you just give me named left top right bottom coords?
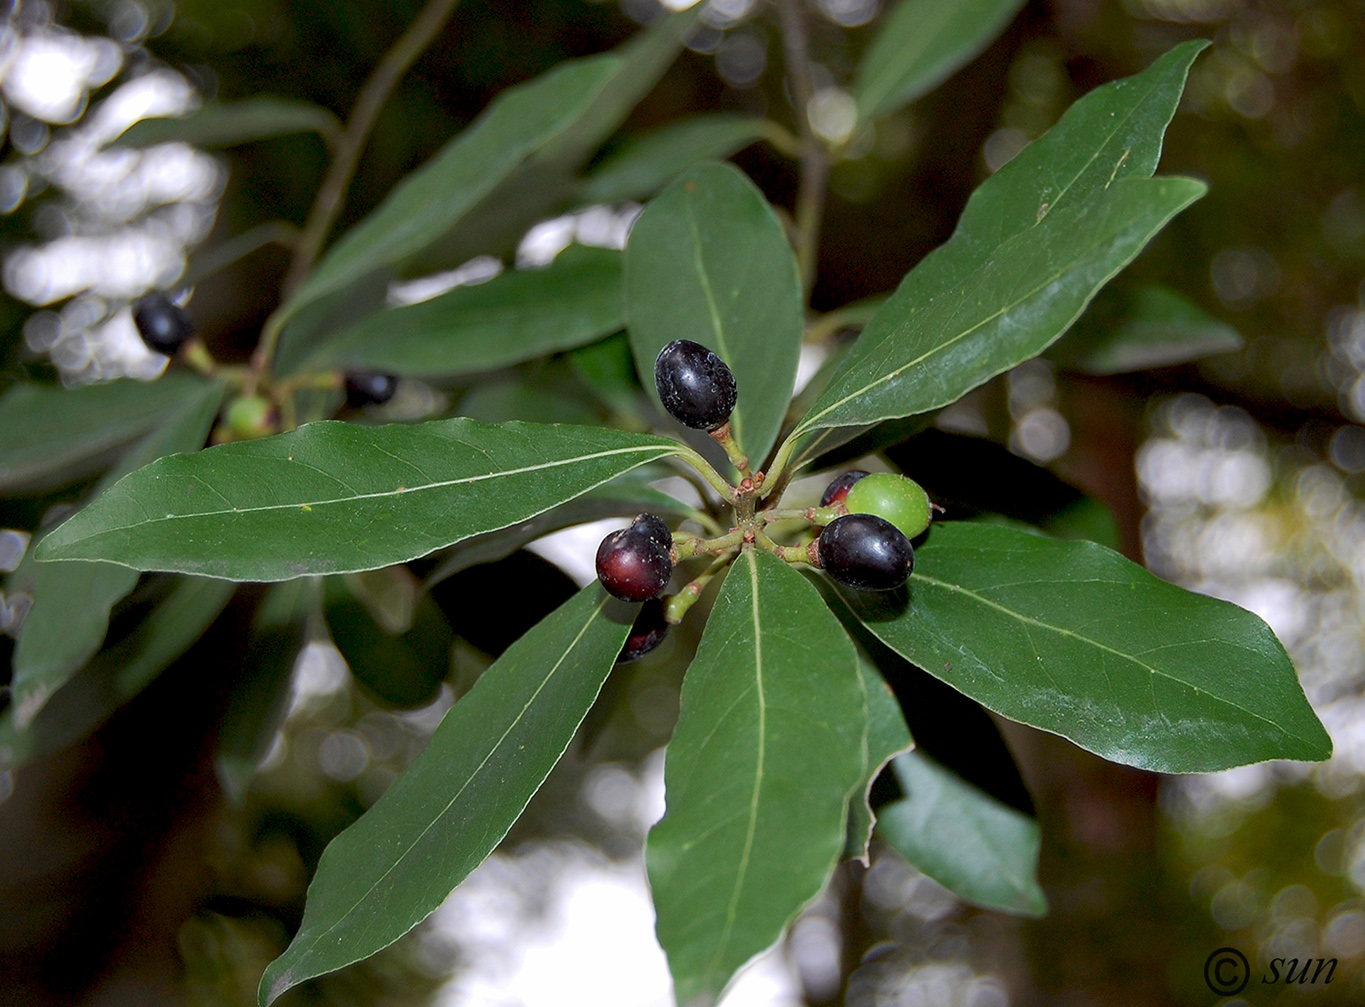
left=755, top=527, right=819, bottom=568
left=663, top=552, right=735, bottom=626
left=708, top=421, right=751, bottom=479
left=760, top=504, right=843, bottom=526
left=672, top=528, right=745, bottom=562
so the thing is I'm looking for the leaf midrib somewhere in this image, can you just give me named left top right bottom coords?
left=283, top=595, right=609, bottom=975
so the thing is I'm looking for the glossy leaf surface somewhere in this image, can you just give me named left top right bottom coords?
left=0, top=374, right=212, bottom=493
left=260, top=585, right=633, bottom=1004
left=9, top=380, right=224, bottom=726
left=306, top=247, right=623, bottom=376
left=280, top=57, right=619, bottom=327
left=1050, top=284, right=1242, bottom=374
left=580, top=114, right=769, bottom=203
left=842, top=522, right=1332, bottom=773
left=876, top=750, right=1047, bottom=916
left=626, top=162, right=803, bottom=466
left=648, top=551, right=865, bottom=1005
left=795, top=42, right=1207, bottom=440
left=113, top=97, right=341, bottom=149
left=0, top=576, right=235, bottom=769
left=36, top=420, right=681, bottom=582
left=855, top=0, right=1026, bottom=120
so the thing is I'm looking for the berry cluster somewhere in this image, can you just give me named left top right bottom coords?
left=595, top=339, right=936, bottom=660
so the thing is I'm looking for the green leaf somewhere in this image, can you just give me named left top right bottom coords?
left=841, top=522, right=1332, bottom=773
left=0, top=374, right=213, bottom=493
left=305, top=247, right=623, bottom=377
left=847, top=656, right=914, bottom=863
left=568, top=332, right=646, bottom=419
left=647, top=551, right=866, bottom=1005
left=259, top=584, right=633, bottom=1005
left=9, top=380, right=225, bottom=727
left=0, top=576, right=235, bottom=769
left=579, top=114, right=770, bottom=204
left=1050, top=284, right=1243, bottom=374
left=277, top=57, right=622, bottom=332
left=216, top=579, right=316, bottom=804
left=626, top=163, right=803, bottom=466
left=112, top=98, right=342, bottom=149
left=855, top=0, right=1027, bottom=120
left=326, top=577, right=452, bottom=708
left=35, top=419, right=681, bottom=582
left=876, top=750, right=1047, bottom=917
left=794, top=42, right=1208, bottom=441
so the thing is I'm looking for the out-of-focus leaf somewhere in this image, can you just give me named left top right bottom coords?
left=0, top=374, right=213, bottom=493
left=876, top=750, right=1047, bottom=916
left=326, top=577, right=451, bottom=708
left=112, top=98, right=342, bottom=149
left=793, top=42, right=1208, bottom=443
left=35, top=420, right=681, bottom=582
left=1049, top=284, right=1243, bottom=374
left=259, top=585, right=633, bottom=1005
left=304, top=247, right=623, bottom=377
left=579, top=114, right=770, bottom=203
left=0, top=575, right=235, bottom=769
left=216, top=579, right=316, bottom=804
left=842, top=522, right=1332, bottom=773
left=648, top=551, right=865, bottom=1006
left=846, top=656, right=914, bottom=863
left=457, top=378, right=600, bottom=426
left=626, top=163, right=803, bottom=466
left=9, top=380, right=224, bottom=727
left=277, top=58, right=621, bottom=333
left=855, top=0, right=1027, bottom=120
left=568, top=332, right=647, bottom=420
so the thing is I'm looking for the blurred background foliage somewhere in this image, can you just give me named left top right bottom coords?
left=2, top=0, right=1365, bottom=1005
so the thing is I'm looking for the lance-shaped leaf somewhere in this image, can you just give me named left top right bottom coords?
left=35, top=419, right=681, bottom=582
left=855, top=0, right=1027, bottom=120
left=626, top=163, right=803, bottom=466
left=277, top=57, right=620, bottom=331
left=0, top=575, right=236, bottom=769
left=0, top=373, right=213, bottom=493
left=112, top=98, right=342, bottom=149
left=647, top=551, right=865, bottom=1006
left=304, top=247, right=623, bottom=377
left=793, top=42, right=1208, bottom=441
left=846, top=656, right=914, bottom=863
left=876, top=750, right=1047, bottom=917
left=580, top=114, right=770, bottom=204
left=841, top=522, right=1332, bottom=773
left=9, top=380, right=225, bottom=727
left=1049, top=284, right=1242, bottom=374
left=259, top=584, right=633, bottom=1005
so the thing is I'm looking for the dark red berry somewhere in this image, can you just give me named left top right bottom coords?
left=132, top=292, right=194, bottom=355
left=820, top=469, right=869, bottom=507
left=346, top=371, right=398, bottom=407
left=818, top=513, right=914, bottom=591
left=596, top=515, right=673, bottom=602
left=618, top=598, right=669, bottom=663
left=654, top=339, right=737, bottom=431
left=632, top=512, right=671, bottom=546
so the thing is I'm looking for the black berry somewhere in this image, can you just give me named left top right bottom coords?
left=818, top=513, right=914, bottom=591
left=346, top=370, right=398, bottom=407
left=618, top=598, right=669, bottom=663
left=632, top=512, right=672, bottom=546
left=820, top=469, right=869, bottom=507
left=132, top=292, right=194, bottom=355
left=596, top=514, right=673, bottom=602
left=654, top=339, right=737, bottom=431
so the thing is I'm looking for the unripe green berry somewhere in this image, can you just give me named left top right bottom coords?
left=226, top=395, right=275, bottom=440
left=844, top=472, right=932, bottom=539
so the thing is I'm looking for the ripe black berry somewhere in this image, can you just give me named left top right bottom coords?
left=132, top=292, right=194, bottom=355
left=632, top=512, right=671, bottom=546
left=820, top=469, right=869, bottom=507
left=618, top=598, right=669, bottom=663
left=654, top=339, right=737, bottom=431
left=818, top=513, right=914, bottom=591
left=345, top=370, right=398, bottom=407
left=596, top=514, right=673, bottom=602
